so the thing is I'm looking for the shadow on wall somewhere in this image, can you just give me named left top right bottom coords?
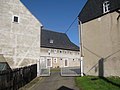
left=84, top=46, right=120, bottom=76
left=98, top=58, right=104, bottom=77
left=98, top=59, right=120, bottom=88
left=57, top=86, right=74, bottom=90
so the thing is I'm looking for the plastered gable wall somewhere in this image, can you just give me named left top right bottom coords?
left=0, top=0, right=42, bottom=68
left=82, top=11, right=120, bottom=76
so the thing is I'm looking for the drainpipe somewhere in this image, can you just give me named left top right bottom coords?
left=78, top=18, right=84, bottom=76
left=116, top=10, right=120, bottom=20
left=37, top=25, right=43, bottom=77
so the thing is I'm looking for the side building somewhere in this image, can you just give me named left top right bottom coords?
left=78, top=0, right=120, bottom=76
left=0, top=0, right=42, bottom=75
left=40, top=29, right=80, bottom=68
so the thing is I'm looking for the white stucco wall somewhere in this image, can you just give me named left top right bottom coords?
left=81, top=11, right=120, bottom=76
left=0, top=0, right=42, bottom=68
left=40, top=48, right=80, bottom=68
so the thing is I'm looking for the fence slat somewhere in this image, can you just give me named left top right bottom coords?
left=0, top=64, right=37, bottom=90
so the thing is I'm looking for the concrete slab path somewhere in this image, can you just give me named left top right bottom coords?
left=30, top=71, right=79, bottom=90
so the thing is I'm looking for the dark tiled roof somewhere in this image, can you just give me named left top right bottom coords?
left=41, top=29, right=79, bottom=51
left=78, top=0, right=120, bottom=23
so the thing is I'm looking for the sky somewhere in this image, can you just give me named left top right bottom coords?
left=21, top=0, right=87, bottom=46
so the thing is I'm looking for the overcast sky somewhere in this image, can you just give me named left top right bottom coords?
left=21, top=0, right=87, bottom=46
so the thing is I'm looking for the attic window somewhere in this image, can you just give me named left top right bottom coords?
left=50, top=39, right=54, bottom=44
left=12, top=15, right=19, bottom=23
left=103, top=1, right=110, bottom=14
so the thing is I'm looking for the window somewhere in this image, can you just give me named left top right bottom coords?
left=65, top=60, right=67, bottom=66
left=50, top=39, right=54, bottom=44
left=40, top=57, right=45, bottom=63
left=59, top=50, right=62, bottom=53
left=48, top=49, right=51, bottom=55
left=12, top=15, right=19, bottom=23
left=64, top=59, right=69, bottom=67
left=103, top=1, right=110, bottom=14
left=53, top=58, right=57, bottom=63
left=47, top=58, right=52, bottom=67
left=48, top=49, right=51, bottom=53
left=54, top=49, right=57, bottom=53
left=64, top=50, right=67, bottom=54
left=70, top=51, right=72, bottom=54
left=73, top=59, right=75, bottom=61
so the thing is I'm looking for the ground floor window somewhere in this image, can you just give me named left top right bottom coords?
left=64, top=58, right=68, bottom=67
left=53, top=58, right=57, bottom=63
left=47, top=58, right=52, bottom=67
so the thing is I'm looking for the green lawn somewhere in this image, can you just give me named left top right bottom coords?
left=75, top=76, right=120, bottom=90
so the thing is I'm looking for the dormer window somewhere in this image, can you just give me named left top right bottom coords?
left=50, top=39, right=54, bottom=44
left=103, top=1, right=110, bottom=14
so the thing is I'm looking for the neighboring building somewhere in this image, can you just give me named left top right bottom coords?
left=0, top=0, right=42, bottom=76
left=78, top=0, right=120, bottom=76
left=40, top=29, right=80, bottom=68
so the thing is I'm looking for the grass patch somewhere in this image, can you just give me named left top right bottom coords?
left=75, top=76, right=120, bottom=90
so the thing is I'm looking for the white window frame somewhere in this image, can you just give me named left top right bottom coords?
left=46, top=57, right=52, bottom=67
left=53, top=58, right=57, bottom=63
left=48, top=49, right=51, bottom=55
left=73, top=59, right=75, bottom=61
left=48, top=49, right=51, bottom=53
left=54, top=49, right=57, bottom=53
left=103, top=1, right=110, bottom=14
left=12, top=15, right=20, bottom=23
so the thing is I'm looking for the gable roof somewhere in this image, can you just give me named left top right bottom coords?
left=41, top=29, right=79, bottom=51
left=78, top=0, right=120, bottom=23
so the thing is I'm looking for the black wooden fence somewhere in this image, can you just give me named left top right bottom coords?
left=0, top=64, right=37, bottom=90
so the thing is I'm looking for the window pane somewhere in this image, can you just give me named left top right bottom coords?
left=65, top=60, right=67, bottom=66
left=14, top=16, right=18, bottom=22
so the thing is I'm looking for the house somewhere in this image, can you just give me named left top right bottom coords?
left=40, top=29, right=80, bottom=69
left=78, top=0, right=120, bottom=77
left=0, top=0, right=42, bottom=75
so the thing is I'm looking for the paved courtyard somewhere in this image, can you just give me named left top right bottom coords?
left=30, top=70, right=79, bottom=90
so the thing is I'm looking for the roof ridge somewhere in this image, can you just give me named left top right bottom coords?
left=42, top=28, right=65, bottom=34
